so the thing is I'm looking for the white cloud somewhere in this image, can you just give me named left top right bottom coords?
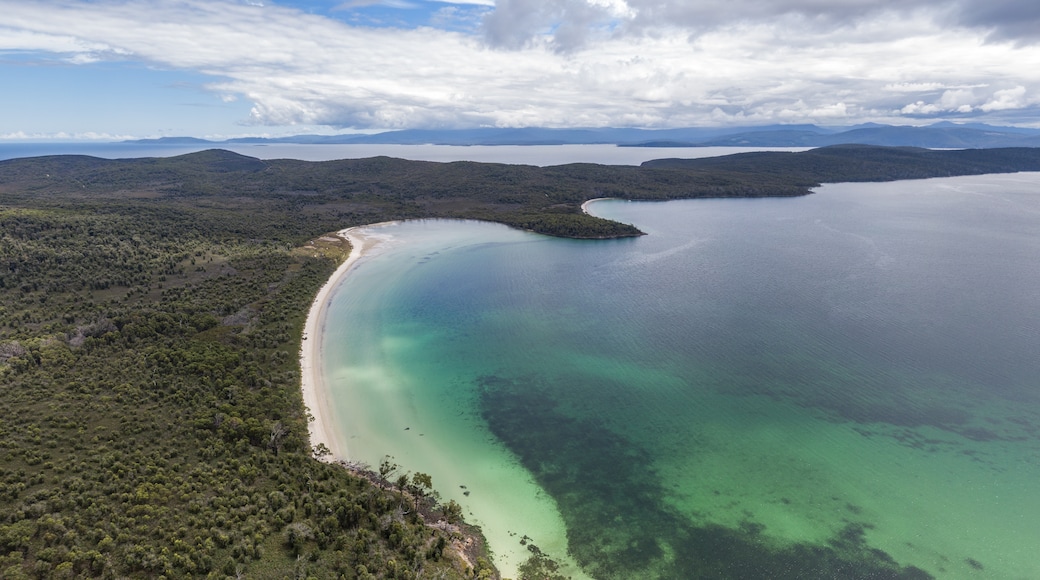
left=587, top=0, right=633, bottom=19
left=979, top=86, right=1029, bottom=112
left=896, top=85, right=1035, bottom=117
left=335, top=0, right=419, bottom=9
left=811, top=102, right=850, bottom=118
left=431, top=0, right=495, bottom=5
left=0, top=0, right=1039, bottom=131
left=0, top=130, right=136, bottom=141
left=883, top=82, right=948, bottom=93
left=882, top=82, right=988, bottom=94
left=939, top=88, right=978, bottom=110
left=0, top=27, right=111, bottom=53
left=901, top=101, right=941, bottom=115
left=480, top=0, right=1040, bottom=50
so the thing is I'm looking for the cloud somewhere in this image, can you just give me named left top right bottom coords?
left=954, top=0, right=1040, bottom=45
left=429, top=5, right=488, bottom=31
left=897, top=85, right=1034, bottom=117
left=334, top=0, right=419, bottom=9
left=884, top=82, right=948, bottom=93
left=980, top=86, right=1029, bottom=111
left=1, top=0, right=1039, bottom=131
left=0, top=130, right=136, bottom=141
left=479, top=0, right=1040, bottom=51
left=0, top=27, right=112, bottom=54
left=482, top=0, right=633, bottom=51
left=901, top=101, right=941, bottom=115
left=882, top=82, right=987, bottom=93
left=811, top=102, right=850, bottom=118
left=898, top=83, right=1035, bottom=117
left=431, top=0, right=495, bottom=5
left=939, top=88, right=978, bottom=110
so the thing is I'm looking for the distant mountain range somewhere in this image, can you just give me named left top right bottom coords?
left=126, top=122, right=1040, bottom=149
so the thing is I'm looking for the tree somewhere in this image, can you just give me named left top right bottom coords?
left=411, top=472, right=432, bottom=511
left=268, top=421, right=288, bottom=455
left=311, top=442, right=331, bottom=460
left=443, top=500, right=463, bottom=525
left=395, top=474, right=410, bottom=497
left=378, top=455, right=399, bottom=489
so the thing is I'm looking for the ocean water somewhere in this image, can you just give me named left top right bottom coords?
left=0, top=142, right=805, bottom=166
left=320, top=173, right=1040, bottom=579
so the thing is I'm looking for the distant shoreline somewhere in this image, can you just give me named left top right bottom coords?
left=299, top=223, right=397, bottom=462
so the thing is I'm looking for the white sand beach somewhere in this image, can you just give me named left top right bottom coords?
left=299, top=223, right=396, bottom=461
left=580, top=197, right=611, bottom=214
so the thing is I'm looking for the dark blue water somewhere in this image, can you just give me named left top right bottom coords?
left=322, top=174, right=1040, bottom=579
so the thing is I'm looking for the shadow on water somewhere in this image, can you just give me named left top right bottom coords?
left=718, top=343, right=1040, bottom=449
left=478, top=374, right=934, bottom=580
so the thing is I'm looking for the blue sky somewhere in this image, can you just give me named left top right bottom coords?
left=2, top=0, right=1040, bottom=140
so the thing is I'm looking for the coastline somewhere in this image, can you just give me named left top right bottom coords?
left=299, top=223, right=396, bottom=462
left=296, top=220, right=589, bottom=579
left=580, top=197, right=612, bottom=214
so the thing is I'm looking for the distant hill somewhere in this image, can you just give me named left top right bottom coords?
left=127, top=123, right=1040, bottom=149
left=641, top=144, right=1040, bottom=183
left=653, top=143, right=1040, bottom=184
left=11, top=145, right=1040, bottom=240
left=692, top=125, right=1040, bottom=148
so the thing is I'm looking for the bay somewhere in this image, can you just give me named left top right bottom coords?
left=326, top=173, right=1040, bottom=579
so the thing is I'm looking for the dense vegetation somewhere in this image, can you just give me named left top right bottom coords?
left=4, top=146, right=1039, bottom=243
left=642, top=144, right=1040, bottom=186
left=1, top=145, right=1039, bottom=578
left=0, top=168, right=491, bottom=578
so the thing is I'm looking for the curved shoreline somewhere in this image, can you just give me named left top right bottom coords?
left=580, top=197, right=612, bottom=214
left=298, top=220, right=592, bottom=579
left=300, top=223, right=397, bottom=462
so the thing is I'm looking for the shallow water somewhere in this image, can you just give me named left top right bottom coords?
left=321, top=173, right=1040, bottom=579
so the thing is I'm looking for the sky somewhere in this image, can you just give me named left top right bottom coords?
left=1, top=0, right=1040, bottom=140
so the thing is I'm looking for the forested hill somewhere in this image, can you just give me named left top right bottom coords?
left=642, top=144, right=1040, bottom=187
left=4, top=145, right=1040, bottom=241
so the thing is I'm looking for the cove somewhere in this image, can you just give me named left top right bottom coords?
left=319, top=173, right=1040, bottom=579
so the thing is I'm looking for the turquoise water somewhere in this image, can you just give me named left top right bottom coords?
left=321, top=174, right=1040, bottom=579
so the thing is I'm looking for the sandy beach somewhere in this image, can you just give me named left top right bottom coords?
left=299, top=223, right=395, bottom=462
left=580, top=197, right=611, bottom=214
